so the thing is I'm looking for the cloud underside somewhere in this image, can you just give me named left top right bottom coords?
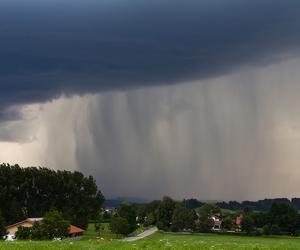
left=1, top=0, right=300, bottom=118
left=1, top=1, right=300, bottom=200
left=1, top=57, right=300, bottom=200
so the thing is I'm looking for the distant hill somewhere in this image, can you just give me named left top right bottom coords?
left=104, top=197, right=149, bottom=207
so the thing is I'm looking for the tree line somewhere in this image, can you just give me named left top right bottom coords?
left=0, top=163, right=104, bottom=230
left=216, top=198, right=300, bottom=212
left=108, top=196, right=300, bottom=236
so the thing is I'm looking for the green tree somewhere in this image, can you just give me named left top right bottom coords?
left=270, top=224, right=280, bottom=235
left=171, top=203, right=195, bottom=232
left=156, top=196, right=176, bottom=231
left=241, top=215, right=255, bottom=235
left=144, top=212, right=156, bottom=227
left=222, top=215, right=234, bottom=231
left=0, top=211, right=6, bottom=237
left=263, top=224, right=271, bottom=235
left=31, top=223, right=46, bottom=240
left=41, top=210, right=70, bottom=239
left=196, top=204, right=221, bottom=233
left=110, top=216, right=131, bottom=236
left=243, top=206, right=254, bottom=216
left=117, top=203, right=137, bottom=233
left=268, top=202, right=299, bottom=234
left=0, top=164, right=104, bottom=229
left=94, top=212, right=102, bottom=235
left=197, top=204, right=221, bottom=218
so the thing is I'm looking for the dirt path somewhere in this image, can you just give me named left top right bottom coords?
left=123, top=227, right=158, bottom=242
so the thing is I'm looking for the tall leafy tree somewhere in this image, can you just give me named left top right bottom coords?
left=156, top=196, right=176, bottom=230
left=0, top=163, right=105, bottom=229
left=41, top=210, right=70, bottom=239
left=241, top=216, right=255, bottom=235
left=117, top=203, right=137, bottom=232
left=196, top=204, right=221, bottom=233
left=0, top=211, right=6, bottom=237
left=171, top=203, right=196, bottom=232
left=268, top=202, right=300, bottom=234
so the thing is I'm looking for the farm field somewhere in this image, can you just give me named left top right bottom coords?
left=1, top=232, right=300, bottom=250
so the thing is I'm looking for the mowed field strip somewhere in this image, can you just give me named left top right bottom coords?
left=2, top=232, right=300, bottom=250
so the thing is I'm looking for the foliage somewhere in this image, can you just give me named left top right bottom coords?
left=15, top=226, right=31, bottom=239
left=263, top=224, right=271, bottom=235
left=31, top=223, right=47, bottom=240
left=197, top=204, right=221, bottom=218
left=0, top=211, right=7, bottom=237
left=15, top=210, right=70, bottom=240
left=144, top=212, right=156, bottom=227
left=41, top=210, right=70, bottom=239
left=196, top=204, right=221, bottom=233
left=222, top=215, right=235, bottom=231
left=0, top=163, right=104, bottom=229
left=117, top=203, right=137, bottom=233
left=171, top=203, right=195, bottom=232
left=145, top=200, right=161, bottom=214
left=101, top=211, right=112, bottom=222
left=217, top=198, right=292, bottom=212
left=109, top=216, right=131, bottom=236
left=94, top=211, right=102, bottom=233
left=241, top=215, right=255, bottom=235
left=268, top=202, right=299, bottom=234
left=252, top=212, right=269, bottom=228
left=270, top=224, right=280, bottom=235
left=183, top=199, right=203, bottom=209
left=156, top=196, right=176, bottom=231
left=136, top=204, right=146, bottom=224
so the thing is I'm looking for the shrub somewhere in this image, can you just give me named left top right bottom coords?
left=263, top=224, right=271, bottom=235
left=110, top=216, right=131, bottom=236
left=270, top=224, right=280, bottom=235
left=16, top=226, right=31, bottom=240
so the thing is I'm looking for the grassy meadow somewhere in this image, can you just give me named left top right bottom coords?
left=1, top=232, right=300, bottom=250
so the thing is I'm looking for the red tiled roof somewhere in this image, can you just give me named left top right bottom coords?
left=69, top=225, right=84, bottom=234
left=236, top=214, right=243, bottom=225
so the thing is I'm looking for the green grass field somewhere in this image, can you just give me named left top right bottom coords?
left=1, top=232, right=300, bottom=250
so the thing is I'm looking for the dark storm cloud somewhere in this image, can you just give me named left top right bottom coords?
left=1, top=0, right=300, bottom=117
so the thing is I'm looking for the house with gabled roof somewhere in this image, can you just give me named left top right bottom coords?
left=6, top=217, right=84, bottom=240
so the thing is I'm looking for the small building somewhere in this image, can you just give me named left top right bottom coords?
left=105, top=207, right=117, bottom=215
left=6, top=218, right=43, bottom=236
left=235, top=214, right=243, bottom=231
left=67, top=225, right=85, bottom=240
left=6, top=218, right=84, bottom=239
left=211, top=215, right=222, bottom=231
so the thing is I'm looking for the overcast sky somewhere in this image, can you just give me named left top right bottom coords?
left=1, top=0, right=300, bottom=201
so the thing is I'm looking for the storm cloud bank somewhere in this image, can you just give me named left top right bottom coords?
left=1, top=1, right=300, bottom=200
left=1, top=57, right=300, bottom=200
left=1, top=0, right=300, bottom=118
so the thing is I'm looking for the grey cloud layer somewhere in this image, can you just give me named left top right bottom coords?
left=1, top=0, right=300, bottom=117
left=4, top=57, right=300, bottom=200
